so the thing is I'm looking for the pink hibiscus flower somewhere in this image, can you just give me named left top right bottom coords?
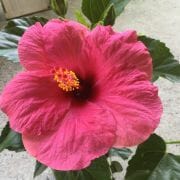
left=0, top=19, right=162, bottom=170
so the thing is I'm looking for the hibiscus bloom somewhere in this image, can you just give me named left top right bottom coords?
left=0, top=19, right=162, bottom=170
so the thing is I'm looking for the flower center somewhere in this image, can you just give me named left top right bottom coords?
left=52, top=67, right=80, bottom=92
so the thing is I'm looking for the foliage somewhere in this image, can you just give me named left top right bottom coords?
left=110, top=0, right=131, bottom=16
left=50, top=0, right=68, bottom=17
left=81, top=0, right=131, bottom=27
left=0, top=122, right=24, bottom=152
left=0, top=17, right=47, bottom=62
left=53, top=156, right=111, bottom=180
left=109, top=148, right=132, bottom=160
left=126, top=134, right=180, bottom=180
left=139, top=36, right=180, bottom=82
left=75, top=11, right=91, bottom=28
left=0, top=1, right=180, bottom=180
left=81, top=0, right=115, bottom=27
left=110, top=161, right=123, bottom=173
left=33, top=161, right=47, bottom=178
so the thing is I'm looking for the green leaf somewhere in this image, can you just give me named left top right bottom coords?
left=109, top=148, right=132, bottom=160
left=0, top=31, right=19, bottom=62
left=53, top=156, right=111, bottom=180
left=110, top=161, right=123, bottom=173
left=147, top=154, right=180, bottom=180
left=0, top=122, right=24, bottom=152
left=50, top=0, right=68, bottom=17
left=33, top=161, right=47, bottom=178
left=4, top=17, right=48, bottom=36
left=102, top=3, right=116, bottom=26
left=126, top=134, right=166, bottom=179
left=0, top=16, right=48, bottom=62
left=110, top=0, right=131, bottom=16
left=81, top=0, right=116, bottom=26
left=82, top=0, right=109, bottom=24
left=75, top=11, right=91, bottom=28
left=139, top=36, right=180, bottom=82
left=125, top=134, right=180, bottom=180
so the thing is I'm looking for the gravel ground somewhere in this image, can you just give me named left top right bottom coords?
left=0, top=0, right=180, bottom=179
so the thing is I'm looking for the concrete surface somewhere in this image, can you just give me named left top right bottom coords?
left=0, top=0, right=180, bottom=179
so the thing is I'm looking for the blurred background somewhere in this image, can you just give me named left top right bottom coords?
left=0, top=0, right=180, bottom=179
left=0, top=0, right=80, bottom=28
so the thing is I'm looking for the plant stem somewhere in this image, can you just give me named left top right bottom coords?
left=166, top=141, right=180, bottom=144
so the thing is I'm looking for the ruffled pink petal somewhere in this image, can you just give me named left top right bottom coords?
left=43, top=19, right=88, bottom=69
left=99, top=68, right=162, bottom=147
left=0, top=71, right=71, bottom=135
left=22, top=102, right=116, bottom=170
left=18, top=23, right=50, bottom=71
left=85, top=26, right=152, bottom=80
left=18, top=19, right=88, bottom=71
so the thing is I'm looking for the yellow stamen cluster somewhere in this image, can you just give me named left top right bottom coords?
left=53, top=67, right=80, bottom=92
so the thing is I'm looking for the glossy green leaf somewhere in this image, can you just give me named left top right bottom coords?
left=0, top=122, right=24, bottom=152
left=110, top=161, right=123, bottom=173
left=109, top=148, right=132, bottom=160
left=0, top=16, right=48, bottom=62
left=50, top=0, right=68, bottom=17
left=0, top=32, right=19, bottom=62
left=139, top=36, right=180, bottom=82
left=4, top=17, right=48, bottom=36
left=81, top=0, right=116, bottom=26
left=125, top=134, right=180, bottom=180
left=53, top=156, right=111, bottom=180
left=75, top=11, right=91, bottom=27
left=126, top=153, right=180, bottom=180
left=82, top=0, right=109, bottom=23
left=102, top=3, right=116, bottom=26
left=33, top=161, right=47, bottom=178
left=110, top=0, right=131, bottom=16
left=147, top=154, right=180, bottom=180
left=126, top=134, right=166, bottom=179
